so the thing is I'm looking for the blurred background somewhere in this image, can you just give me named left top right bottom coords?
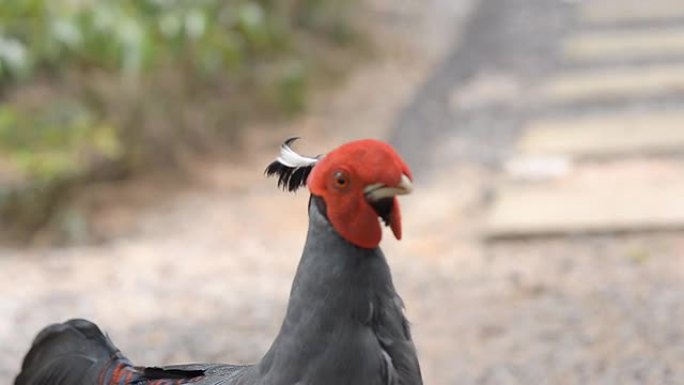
left=1, top=0, right=684, bottom=384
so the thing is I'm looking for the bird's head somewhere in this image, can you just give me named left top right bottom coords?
left=266, top=138, right=413, bottom=249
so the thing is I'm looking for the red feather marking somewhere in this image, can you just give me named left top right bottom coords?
left=106, top=362, right=136, bottom=384
left=101, top=361, right=200, bottom=385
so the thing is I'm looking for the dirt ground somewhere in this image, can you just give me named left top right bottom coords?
left=0, top=0, right=474, bottom=383
left=3, top=1, right=684, bottom=384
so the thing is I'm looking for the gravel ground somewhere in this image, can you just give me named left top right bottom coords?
left=0, top=0, right=475, bottom=383
left=3, top=1, right=684, bottom=384
left=2, top=159, right=684, bottom=385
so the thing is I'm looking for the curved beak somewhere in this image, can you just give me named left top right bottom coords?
left=364, top=174, right=413, bottom=201
left=364, top=174, right=412, bottom=241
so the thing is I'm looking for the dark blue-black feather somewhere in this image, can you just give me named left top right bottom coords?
left=264, top=138, right=319, bottom=192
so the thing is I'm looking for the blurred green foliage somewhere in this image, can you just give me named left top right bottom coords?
left=0, top=0, right=326, bottom=79
left=0, top=102, right=121, bottom=181
left=0, top=0, right=360, bottom=240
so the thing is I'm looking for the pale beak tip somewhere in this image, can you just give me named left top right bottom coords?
left=399, top=174, right=413, bottom=195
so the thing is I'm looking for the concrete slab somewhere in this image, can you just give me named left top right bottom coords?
left=485, top=167, right=684, bottom=238
left=563, top=28, right=684, bottom=62
left=518, top=111, right=684, bottom=158
left=581, top=0, right=684, bottom=24
left=538, top=64, right=684, bottom=103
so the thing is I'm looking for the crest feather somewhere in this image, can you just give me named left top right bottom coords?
left=265, top=138, right=320, bottom=192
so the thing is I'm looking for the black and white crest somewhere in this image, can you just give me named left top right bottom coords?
left=265, top=138, right=321, bottom=192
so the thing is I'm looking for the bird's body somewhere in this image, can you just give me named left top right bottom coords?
left=15, top=139, right=422, bottom=385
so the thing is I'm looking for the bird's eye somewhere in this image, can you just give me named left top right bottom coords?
left=332, top=170, right=350, bottom=191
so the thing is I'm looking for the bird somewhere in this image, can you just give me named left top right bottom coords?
left=14, top=138, right=423, bottom=385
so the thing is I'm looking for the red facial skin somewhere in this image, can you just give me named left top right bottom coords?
left=307, top=139, right=412, bottom=249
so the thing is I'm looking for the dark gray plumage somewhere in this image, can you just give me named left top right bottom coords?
left=15, top=197, right=422, bottom=385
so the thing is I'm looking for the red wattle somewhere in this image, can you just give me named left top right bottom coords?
left=390, top=197, right=402, bottom=240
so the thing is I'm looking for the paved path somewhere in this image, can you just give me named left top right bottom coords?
left=482, top=0, right=684, bottom=237
left=390, top=0, right=684, bottom=383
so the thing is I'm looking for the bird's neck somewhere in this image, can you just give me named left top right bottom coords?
left=257, top=196, right=398, bottom=380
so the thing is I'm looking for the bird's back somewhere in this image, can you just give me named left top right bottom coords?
left=14, top=319, right=249, bottom=385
